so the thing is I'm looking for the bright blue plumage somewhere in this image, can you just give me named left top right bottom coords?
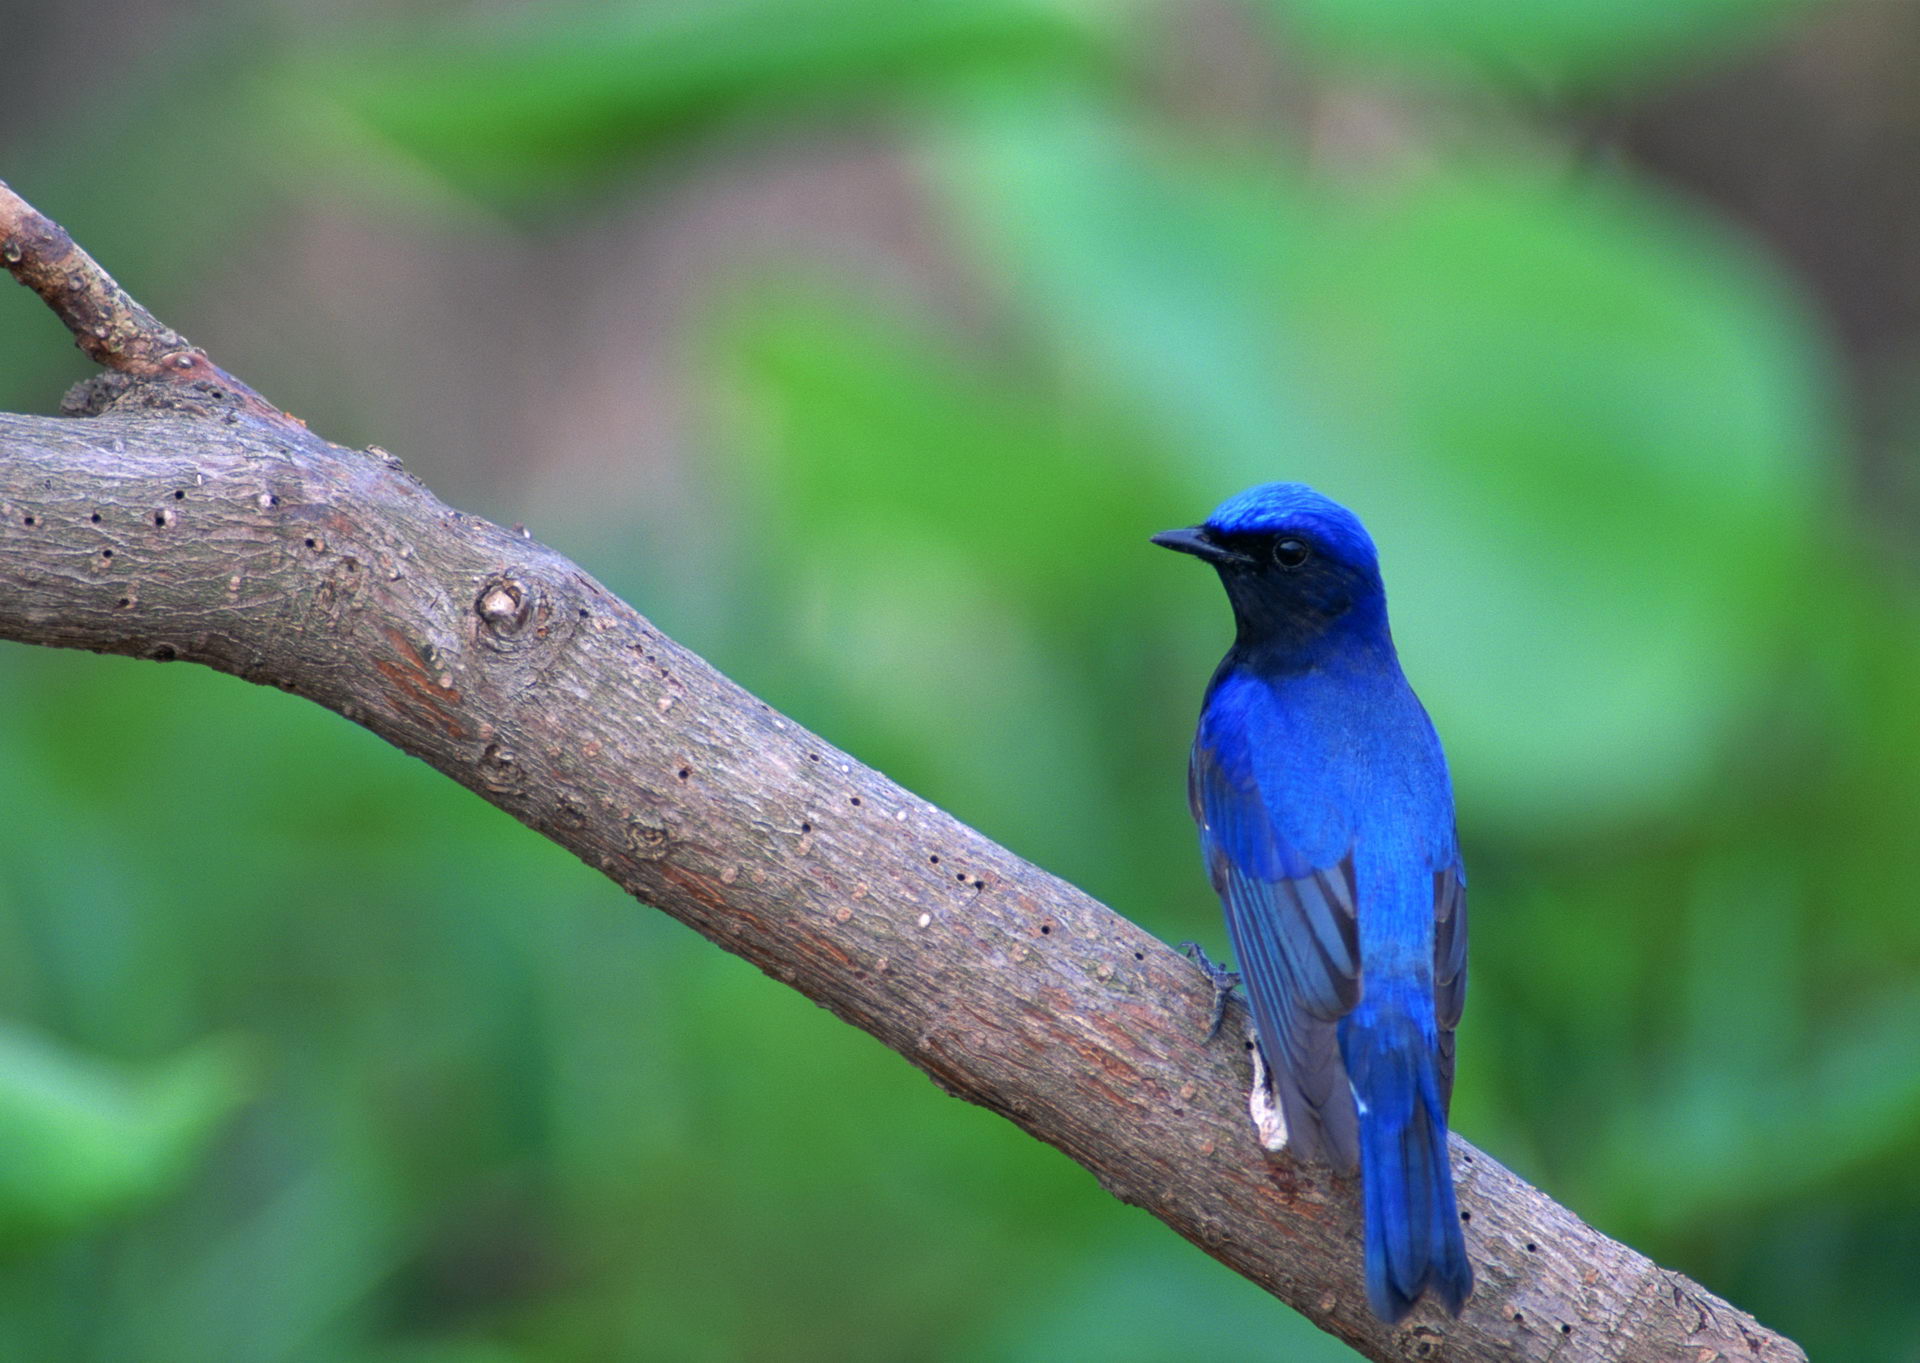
left=1155, top=483, right=1471, bottom=1323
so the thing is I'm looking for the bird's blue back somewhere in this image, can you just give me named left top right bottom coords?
left=1163, top=483, right=1472, bottom=1322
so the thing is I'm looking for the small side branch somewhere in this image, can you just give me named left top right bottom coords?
left=0, top=179, right=289, bottom=427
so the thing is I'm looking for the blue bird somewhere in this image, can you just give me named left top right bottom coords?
left=1154, top=483, right=1471, bottom=1323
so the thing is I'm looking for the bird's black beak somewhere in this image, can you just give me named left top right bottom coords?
left=1151, top=526, right=1247, bottom=567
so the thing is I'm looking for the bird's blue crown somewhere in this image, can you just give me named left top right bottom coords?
left=1204, top=482, right=1379, bottom=572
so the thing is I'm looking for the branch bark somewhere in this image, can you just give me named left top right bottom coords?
left=0, top=182, right=1804, bottom=1363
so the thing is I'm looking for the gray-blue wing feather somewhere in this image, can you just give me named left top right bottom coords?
left=1433, top=864, right=1467, bottom=1109
left=1191, top=741, right=1362, bottom=1170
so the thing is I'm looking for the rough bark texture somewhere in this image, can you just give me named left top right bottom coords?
left=0, top=184, right=1805, bottom=1363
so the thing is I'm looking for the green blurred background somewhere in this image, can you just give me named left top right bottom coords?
left=3, top=0, right=1919, bottom=1358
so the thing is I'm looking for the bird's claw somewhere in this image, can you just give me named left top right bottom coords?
left=1179, top=940, right=1241, bottom=1041
left=1181, top=944, right=1285, bottom=1151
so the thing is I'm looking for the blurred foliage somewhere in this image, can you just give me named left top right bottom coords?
left=4, top=0, right=1917, bottom=1359
left=1260, top=0, right=1815, bottom=92
left=291, top=0, right=1104, bottom=201
left=0, top=1024, right=246, bottom=1249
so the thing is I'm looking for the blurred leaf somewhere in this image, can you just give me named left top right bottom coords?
left=1593, top=988, right=1920, bottom=1233
left=0, top=1024, right=246, bottom=1247
left=718, top=292, right=1179, bottom=612
left=298, top=0, right=1108, bottom=202
left=1255, top=0, right=1816, bottom=94
left=927, top=89, right=1327, bottom=483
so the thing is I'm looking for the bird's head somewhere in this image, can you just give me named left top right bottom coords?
left=1153, top=482, right=1387, bottom=653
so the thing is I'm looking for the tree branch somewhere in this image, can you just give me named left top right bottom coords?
left=0, top=181, right=1804, bottom=1363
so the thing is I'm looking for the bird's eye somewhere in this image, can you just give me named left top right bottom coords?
left=1273, top=537, right=1311, bottom=568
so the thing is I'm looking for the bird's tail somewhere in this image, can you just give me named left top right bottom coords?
left=1343, top=999, right=1472, bottom=1323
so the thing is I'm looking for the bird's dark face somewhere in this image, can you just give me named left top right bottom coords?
left=1153, top=483, right=1387, bottom=655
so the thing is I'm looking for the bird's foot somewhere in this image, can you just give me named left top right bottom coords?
left=1179, top=940, right=1241, bottom=1041
left=1180, top=944, right=1285, bottom=1151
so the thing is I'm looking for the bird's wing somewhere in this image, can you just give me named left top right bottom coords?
left=1432, top=863, right=1467, bottom=1111
left=1191, top=735, right=1362, bottom=1170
